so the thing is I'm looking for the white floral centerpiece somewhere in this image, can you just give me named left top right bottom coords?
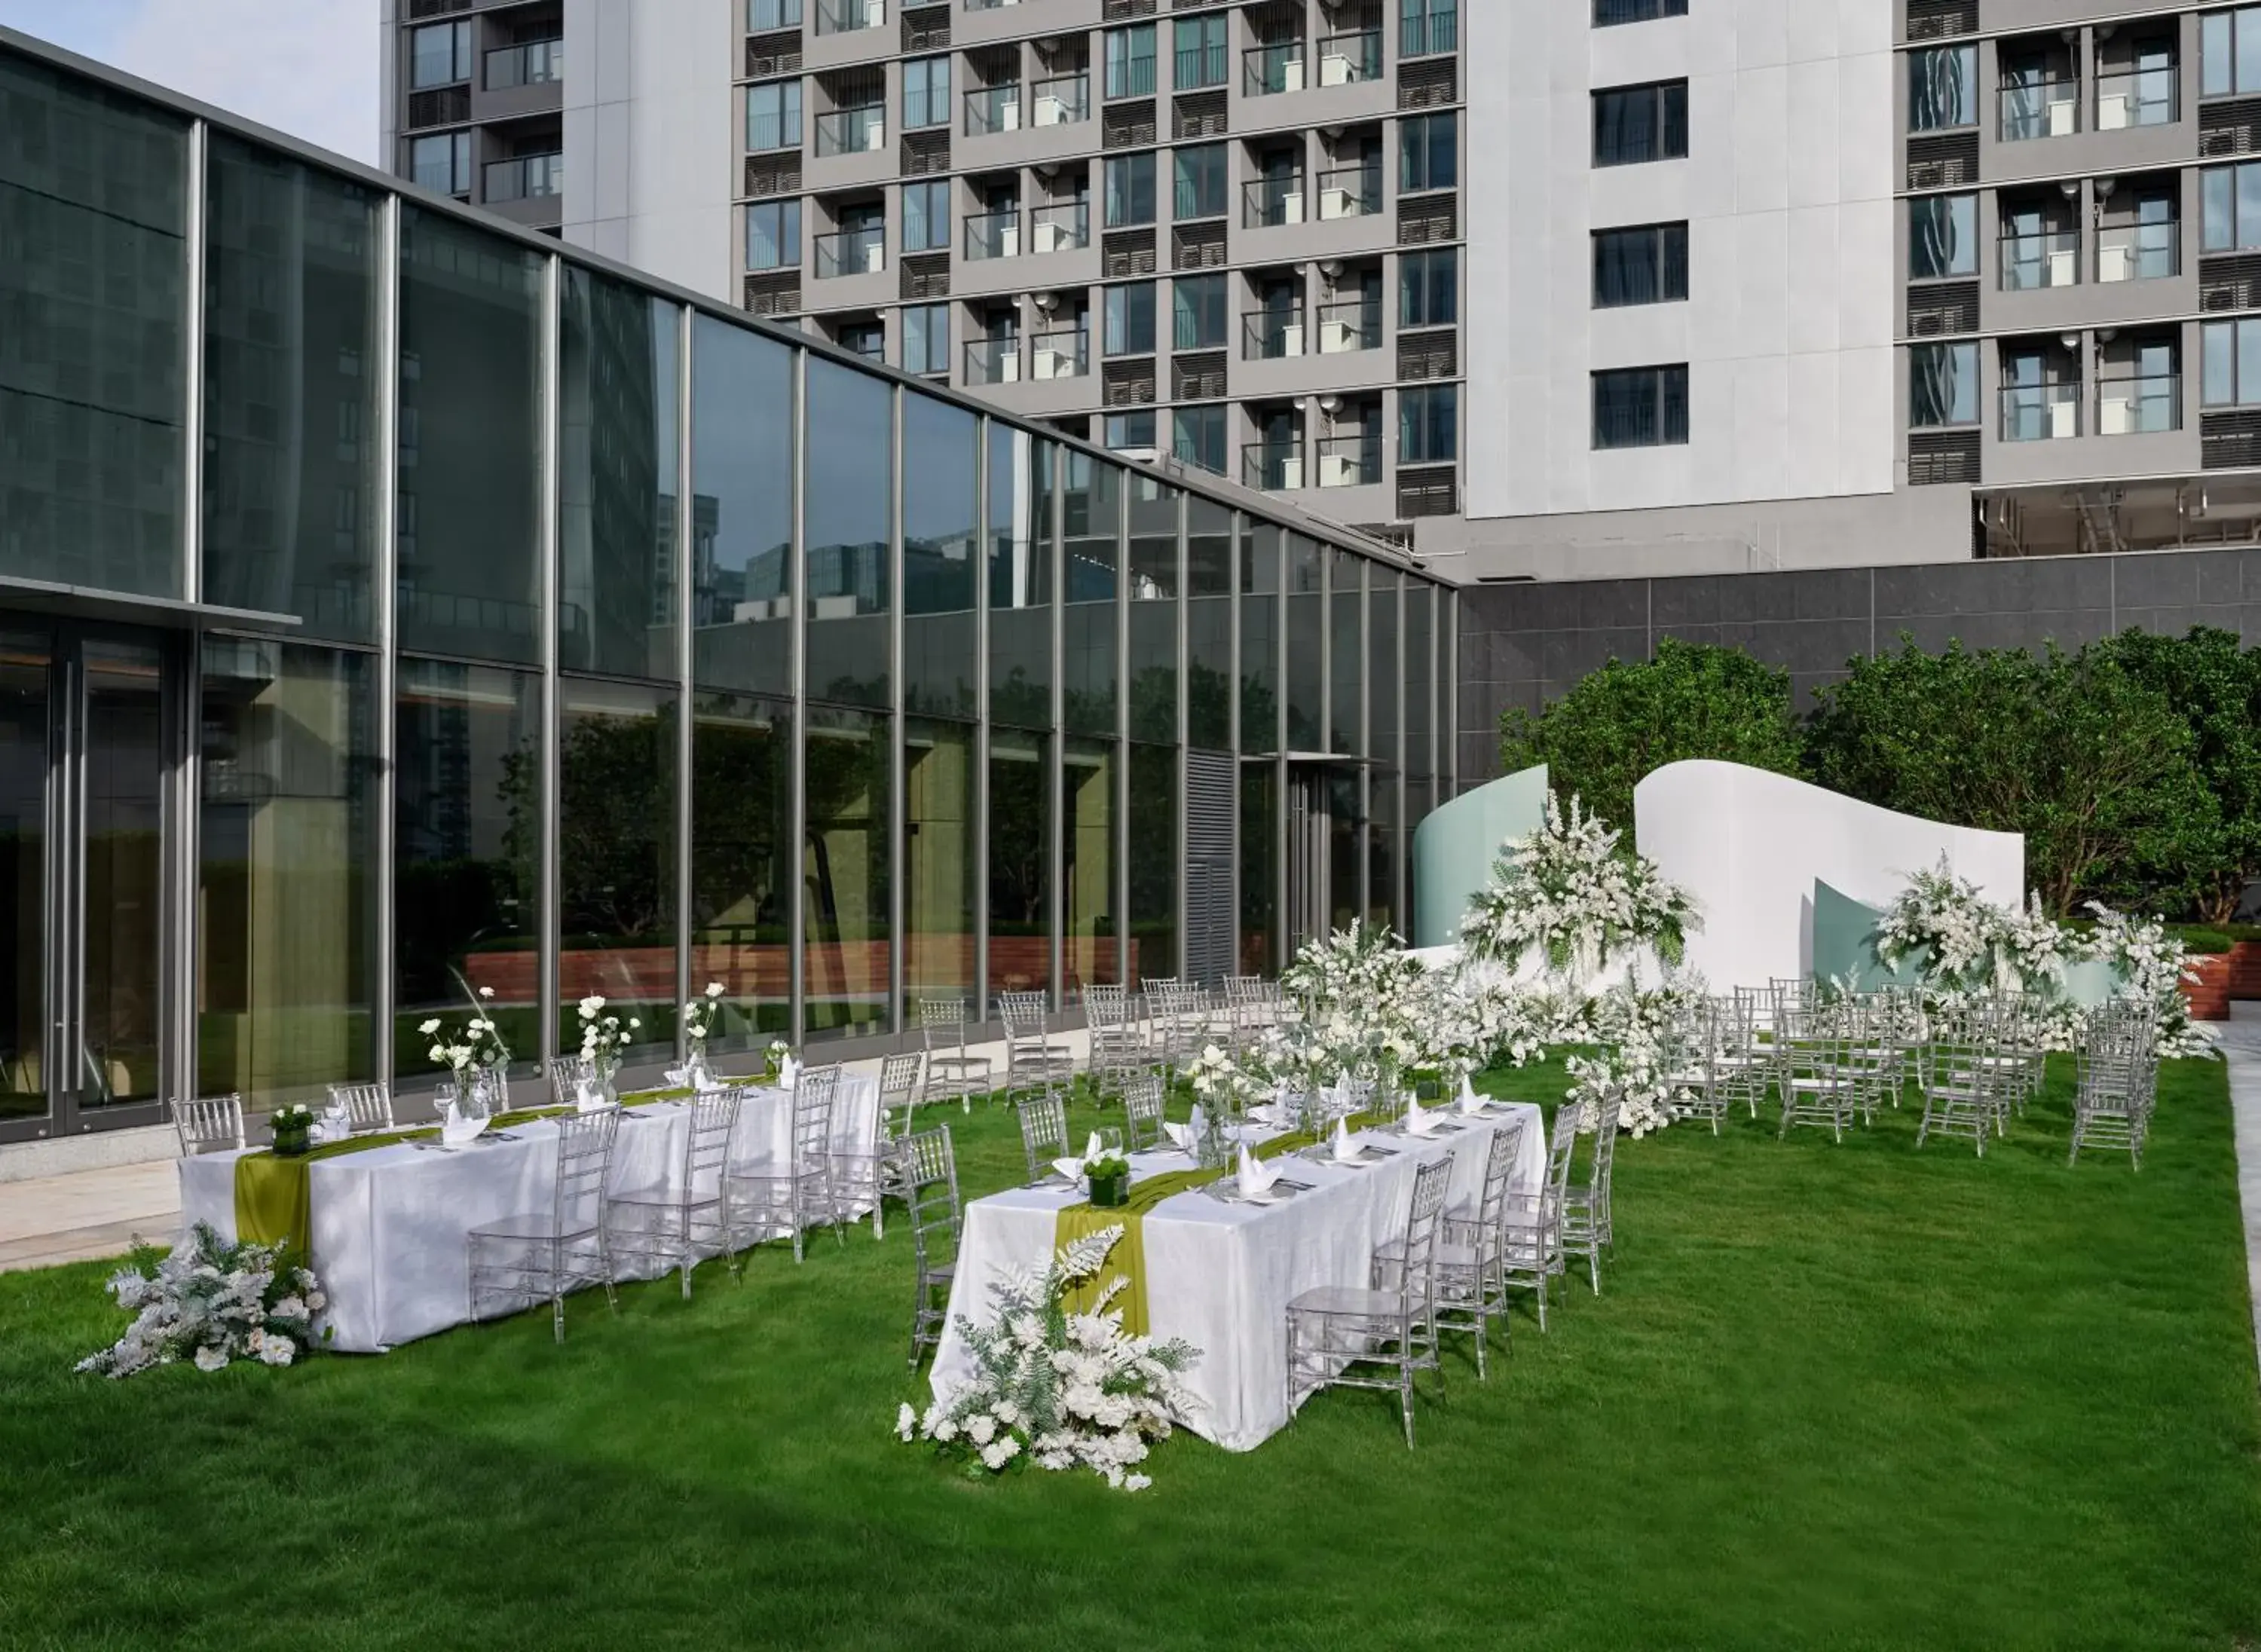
left=681, top=980, right=726, bottom=1084
left=901, top=1225, right=1198, bottom=1490
left=76, top=1223, right=327, bottom=1378
left=418, top=985, right=509, bottom=1111
left=577, top=994, right=641, bottom=1103
left=2082, top=903, right=2219, bottom=1062
left=1562, top=984, right=1706, bottom=1138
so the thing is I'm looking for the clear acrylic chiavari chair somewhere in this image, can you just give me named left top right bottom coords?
left=904, top=1124, right=962, bottom=1366
left=467, top=1108, right=621, bottom=1342
left=604, top=1085, right=745, bottom=1299
left=726, top=1063, right=846, bottom=1262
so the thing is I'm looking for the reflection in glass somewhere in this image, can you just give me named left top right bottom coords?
left=1064, top=736, right=1118, bottom=992
left=1286, top=536, right=1323, bottom=751
left=1403, top=583, right=1433, bottom=780
left=804, top=705, right=890, bottom=1039
left=805, top=359, right=892, bottom=707
left=560, top=271, right=679, bottom=678
left=990, top=429, right=1054, bottom=729
left=987, top=727, right=1051, bottom=996
left=904, top=393, right=978, bottom=718
left=396, top=210, right=546, bottom=662
left=395, top=659, right=542, bottom=1075
left=1239, top=522, right=1280, bottom=756
left=83, top=641, right=164, bottom=1106
left=1369, top=570, right=1398, bottom=766
left=1328, top=768, right=1360, bottom=933
left=1188, top=497, right=1232, bottom=750
left=905, top=717, right=976, bottom=1017
left=690, top=316, right=794, bottom=695
left=202, top=136, right=381, bottom=641
left=1240, top=763, right=1275, bottom=975
left=199, top=640, right=377, bottom=1106
left=1064, top=453, right=1121, bottom=736
left=1127, top=476, right=1179, bottom=744
left=559, top=678, right=677, bottom=1065
left=1367, top=770, right=1397, bottom=932
left=1128, top=742, right=1176, bottom=986
left=0, top=635, right=43, bottom=1118
left=691, top=692, right=792, bottom=1048
left=1330, top=549, right=1363, bottom=754
left=0, top=56, right=186, bottom=598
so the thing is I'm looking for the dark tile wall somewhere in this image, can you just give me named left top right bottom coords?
left=1456, top=549, right=2261, bottom=784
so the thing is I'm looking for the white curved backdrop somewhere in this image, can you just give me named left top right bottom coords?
left=1632, top=760, right=2024, bottom=992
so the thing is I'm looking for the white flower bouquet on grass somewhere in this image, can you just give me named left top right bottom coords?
left=900, top=1225, right=1199, bottom=1490
left=76, top=1222, right=327, bottom=1379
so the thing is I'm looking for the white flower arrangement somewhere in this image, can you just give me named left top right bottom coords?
left=577, top=993, right=641, bottom=1065
left=1458, top=794, right=1698, bottom=989
left=681, top=981, right=727, bottom=1050
left=903, top=1225, right=1199, bottom=1491
left=1562, top=985, right=1705, bottom=1138
left=763, top=1037, right=793, bottom=1078
left=76, top=1223, right=327, bottom=1379
left=2082, top=903, right=2220, bottom=1062
left=418, top=986, right=508, bottom=1078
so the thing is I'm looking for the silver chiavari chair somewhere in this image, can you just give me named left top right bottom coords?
left=1917, top=1006, right=2002, bottom=1155
left=326, top=1081, right=395, bottom=1133
left=467, top=1107, right=621, bottom=1342
left=171, top=1093, right=245, bottom=1156
left=726, top=1063, right=846, bottom=1262
left=1017, top=1088, right=1070, bottom=1186
left=1084, top=983, right=1144, bottom=1097
left=1379, top=1120, right=1523, bottom=1379
left=857, top=1051, right=927, bottom=1239
left=1776, top=1009, right=1858, bottom=1143
left=1121, top=1072, right=1167, bottom=1152
left=998, top=990, right=1074, bottom=1097
left=1501, top=1106, right=1578, bottom=1331
left=1561, top=1093, right=1623, bottom=1294
left=548, top=1054, right=595, bottom=1108
left=2070, top=1000, right=2158, bottom=1170
left=604, top=1085, right=745, bottom=1299
left=917, top=996, right=992, bottom=1112
left=904, top=1124, right=962, bottom=1366
left=1287, top=1153, right=1457, bottom=1448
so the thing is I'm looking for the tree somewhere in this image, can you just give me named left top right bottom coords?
left=1805, top=638, right=2218, bottom=916
left=1496, top=638, right=1805, bottom=831
left=2093, top=627, right=2261, bottom=922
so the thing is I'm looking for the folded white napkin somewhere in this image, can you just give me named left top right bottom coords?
left=574, top=1076, right=610, bottom=1114
left=663, top=1066, right=689, bottom=1088
left=1162, top=1118, right=1196, bottom=1153
left=440, top=1110, right=488, bottom=1146
left=1052, top=1132, right=1106, bottom=1185
left=779, top=1055, right=800, bottom=1091
left=1456, top=1078, right=1488, bottom=1116
left=1404, top=1098, right=1443, bottom=1137
left=1236, top=1143, right=1283, bottom=1201
left=1331, top=1116, right=1362, bottom=1163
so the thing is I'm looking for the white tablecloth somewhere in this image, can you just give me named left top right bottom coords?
left=930, top=1100, right=1545, bottom=1452
left=177, top=1077, right=878, bottom=1353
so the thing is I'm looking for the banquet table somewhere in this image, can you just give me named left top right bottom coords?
left=930, top=1100, right=1545, bottom=1452
left=177, top=1076, right=877, bottom=1354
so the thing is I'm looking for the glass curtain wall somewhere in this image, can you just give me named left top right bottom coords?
left=1285, top=537, right=1323, bottom=750
left=557, top=678, right=677, bottom=1064
left=804, top=359, right=892, bottom=708
left=1403, top=583, right=1433, bottom=928
left=988, top=726, right=1050, bottom=996
left=1187, top=499, right=1232, bottom=751
left=803, top=705, right=889, bottom=1038
left=1238, top=522, right=1280, bottom=973
left=1128, top=742, right=1176, bottom=985
left=1063, top=453, right=1121, bottom=736
left=690, top=317, right=794, bottom=697
left=1127, top=475, right=1179, bottom=745
left=903, top=396, right=978, bottom=719
left=1368, top=571, right=1400, bottom=932
left=0, top=635, right=43, bottom=1121
left=989, top=428, right=1054, bottom=730
left=690, top=692, right=792, bottom=1048
left=904, top=717, right=977, bottom=1017
left=1063, top=737, right=1118, bottom=993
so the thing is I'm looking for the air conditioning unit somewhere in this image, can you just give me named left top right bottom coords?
left=1320, top=187, right=1357, bottom=220
left=1280, top=190, right=1305, bottom=225
left=867, top=1, right=886, bottom=23
left=1320, top=319, right=1361, bottom=354
left=2046, top=94, right=2076, bottom=136
left=1277, top=454, right=1304, bottom=489
left=1281, top=59, right=1305, bottom=93
left=1320, top=50, right=1354, bottom=86
left=2100, top=393, right=2134, bottom=436
left=2098, top=242, right=2133, bottom=283
left=996, top=350, right=1022, bottom=383
left=2048, top=246, right=2076, bottom=286
left=1032, top=218, right=1071, bottom=253
left=1319, top=452, right=1360, bottom=487
left=997, top=223, right=1020, bottom=258
left=2097, top=91, right=2132, bottom=130
left=1278, top=322, right=1305, bottom=356
left=1035, top=94, right=1069, bottom=126
left=1033, top=346, right=1072, bottom=379
left=865, top=121, right=887, bottom=151
left=2048, top=395, right=2079, bottom=439
left=863, top=240, right=886, bottom=273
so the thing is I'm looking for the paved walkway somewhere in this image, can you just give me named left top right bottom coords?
left=0, top=1158, right=178, bottom=1274
left=2216, top=1004, right=2261, bottom=1386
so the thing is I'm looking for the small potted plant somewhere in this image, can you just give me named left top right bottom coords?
left=1084, top=1149, right=1131, bottom=1208
left=270, top=1103, right=315, bottom=1158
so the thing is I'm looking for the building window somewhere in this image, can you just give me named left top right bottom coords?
left=1103, top=281, right=1155, bottom=355
left=2201, top=162, right=2261, bottom=252
left=408, top=131, right=470, bottom=197
left=1174, top=405, right=1227, bottom=473
left=904, top=304, right=950, bottom=375
left=1593, top=80, right=1688, bottom=166
left=1400, top=248, right=1458, bottom=326
left=409, top=21, right=471, bottom=90
left=1400, top=112, right=1458, bottom=193
left=1908, top=194, right=1977, bottom=277
left=2203, top=319, right=2261, bottom=405
left=749, top=0, right=803, bottom=27
left=746, top=79, right=803, bottom=151
left=1592, top=366, right=1689, bottom=448
left=1402, top=0, right=1458, bottom=57
left=1593, top=0, right=1686, bottom=23
left=838, top=320, right=885, bottom=360
left=902, top=178, right=950, bottom=252
left=1592, top=222, right=1688, bottom=307
left=1173, top=16, right=1228, bottom=89
left=746, top=198, right=801, bottom=269
left=1400, top=385, right=1457, bottom=463
left=1173, top=143, right=1226, bottom=220
left=1106, top=410, right=1158, bottom=451
left=1105, top=151, right=1156, bottom=227
left=1908, top=46, right=1978, bottom=131
left=2202, top=8, right=2261, bottom=98
left=1173, top=274, right=1226, bottom=350
left=1909, top=342, right=1978, bottom=427
left=1106, top=23, right=1158, bottom=99
left=904, top=55, right=950, bottom=130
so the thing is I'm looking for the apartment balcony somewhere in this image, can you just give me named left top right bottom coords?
left=2098, top=222, right=2178, bottom=283
left=1987, top=65, right=2189, bottom=190
left=1315, top=298, right=1380, bottom=355
left=1243, top=175, right=1306, bottom=229
left=955, top=0, right=1100, bottom=50
left=1986, top=374, right=2195, bottom=485
left=814, top=106, right=886, bottom=157
left=1242, top=442, right=1302, bottom=492
left=480, top=153, right=563, bottom=225
left=805, top=0, right=891, bottom=69
left=1314, top=433, right=1381, bottom=488
left=1999, top=78, right=2080, bottom=142
left=1244, top=310, right=1305, bottom=361
left=814, top=224, right=886, bottom=279
left=965, top=325, right=1095, bottom=417
left=1999, top=229, right=2079, bottom=292
left=956, top=72, right=1092, bottom=167
left=964, top=207, right=1023, bottom=262
left=1244, top=41, right=1305, bottom=98
left=1999, top=381, right=2082, bottom=442
left=965, top=84, right=1022, bottom=136
left=963, top=335, right=1023, bottom=387
left=474, top=38, right=561, bottom=121
left=1317, top=30, right=1381, bottom=88
left=2097, top=372, right=2181, bottom=436
left=1238, top=164, right=1391, bottom=262
left=1030, top=200, right=1090, bottom=255
left=2096, top=66, right=2177, bottom=130
left=806, top=106, right=894, bottom=188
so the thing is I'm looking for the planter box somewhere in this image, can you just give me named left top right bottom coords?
left=2182, top=953, right=2232, bottom=1022
left=2225, top=938, right=2261, bottom=1001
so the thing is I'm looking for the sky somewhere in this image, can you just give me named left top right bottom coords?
left=0, top=0, right=377, bottom=163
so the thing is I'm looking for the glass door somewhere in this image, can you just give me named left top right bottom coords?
left=0, top=630, right=49, bottom=1131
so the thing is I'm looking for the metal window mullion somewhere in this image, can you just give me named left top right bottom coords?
left=1114, top=475, right=1130, bottom=993
left=1356, top=556, right=1369, bottom=925
left=973, top=417, right=991, bottom=1025
left=173, top=120, right=208, bottom=1110
left=888, top=384, right=906, bottom=1039
left=1226, top=510, right=1240, bottom=977
left=675, top=302, right=694, bottom=1057
left=1047, top=448, right=1064, bottom=1014
left=788, top=347, right=808, bottom=1039
left=1173, top=485, right=1188, bottom=981
left=1273, top=528, right=1287, bottom=974
left=182, top=120, right=207, bottom=605
left=373, top=194, right=402, bottom=1097
left=537, top=251, right=562, bottom=1082
left=1443, top=586, right=1457, bottom=796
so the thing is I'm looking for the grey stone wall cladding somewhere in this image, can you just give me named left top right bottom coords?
left=1455, top=550, right=2261, bottom=785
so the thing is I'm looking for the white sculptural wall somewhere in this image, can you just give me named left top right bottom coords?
left=1631, top=760, right=2024, bottom=992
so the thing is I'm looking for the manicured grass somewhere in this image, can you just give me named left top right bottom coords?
left=2, top=1058, right=2256, bottom=1650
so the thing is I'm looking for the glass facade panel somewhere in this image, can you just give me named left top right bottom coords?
left=988, top=427, right=1054, bottom=728
left=1127, top=476, right=1179, bottom=745
left=1286, top=536, right=1323, bottom=751
left=202, top=138, right=381, bottom=641
left=1369, top=571, right=1399, bottom=767
left=396, top=210, right=544, bottom=663
left=0, top=633, right=43, bottom=1121
left=1064, top=736, right=1118, bottom=992
left=197, top=639, right=378, bottom=1105
left=1186, top=497, right=1232, bottom=751
left=803, top=704, right=889, bottom=1039
left=690, top=315, right=794, bottom=696
left=902, top=393, right=978, bottom=718
left=1238, top=520, right=1280, bottom=755
left=395, top=658, right=543, bottom=1077
left=1128, top=743, right=1176, bottom=986
left=558, top=678, right=677, bottom=1066
left=559, top=271, right=679, bottom=679
left=904, top=716, right=976, bottom=1017
left=987, top=726, right=1051, bottom=997
left=0, top=55, right=187, bottom=598
left=1403, top=583, right=1433, bottom=781
left=1367, top=771, right=1397, bottom=932
left=1063, top=452, right=1121, bottom=736
left=1239, top=763, right=1276, bottom=975
left=690, top=691, right=792, bottom=1048
left=804, top=359, right=892, bottom=708
left=1329, top=549, right=1363, bottom=754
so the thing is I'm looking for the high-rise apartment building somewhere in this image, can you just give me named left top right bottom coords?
left=380, top=2, right=2261, bottom=580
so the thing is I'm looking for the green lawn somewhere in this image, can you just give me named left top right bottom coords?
left=2, top=1057, right=2256, bottom=1651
